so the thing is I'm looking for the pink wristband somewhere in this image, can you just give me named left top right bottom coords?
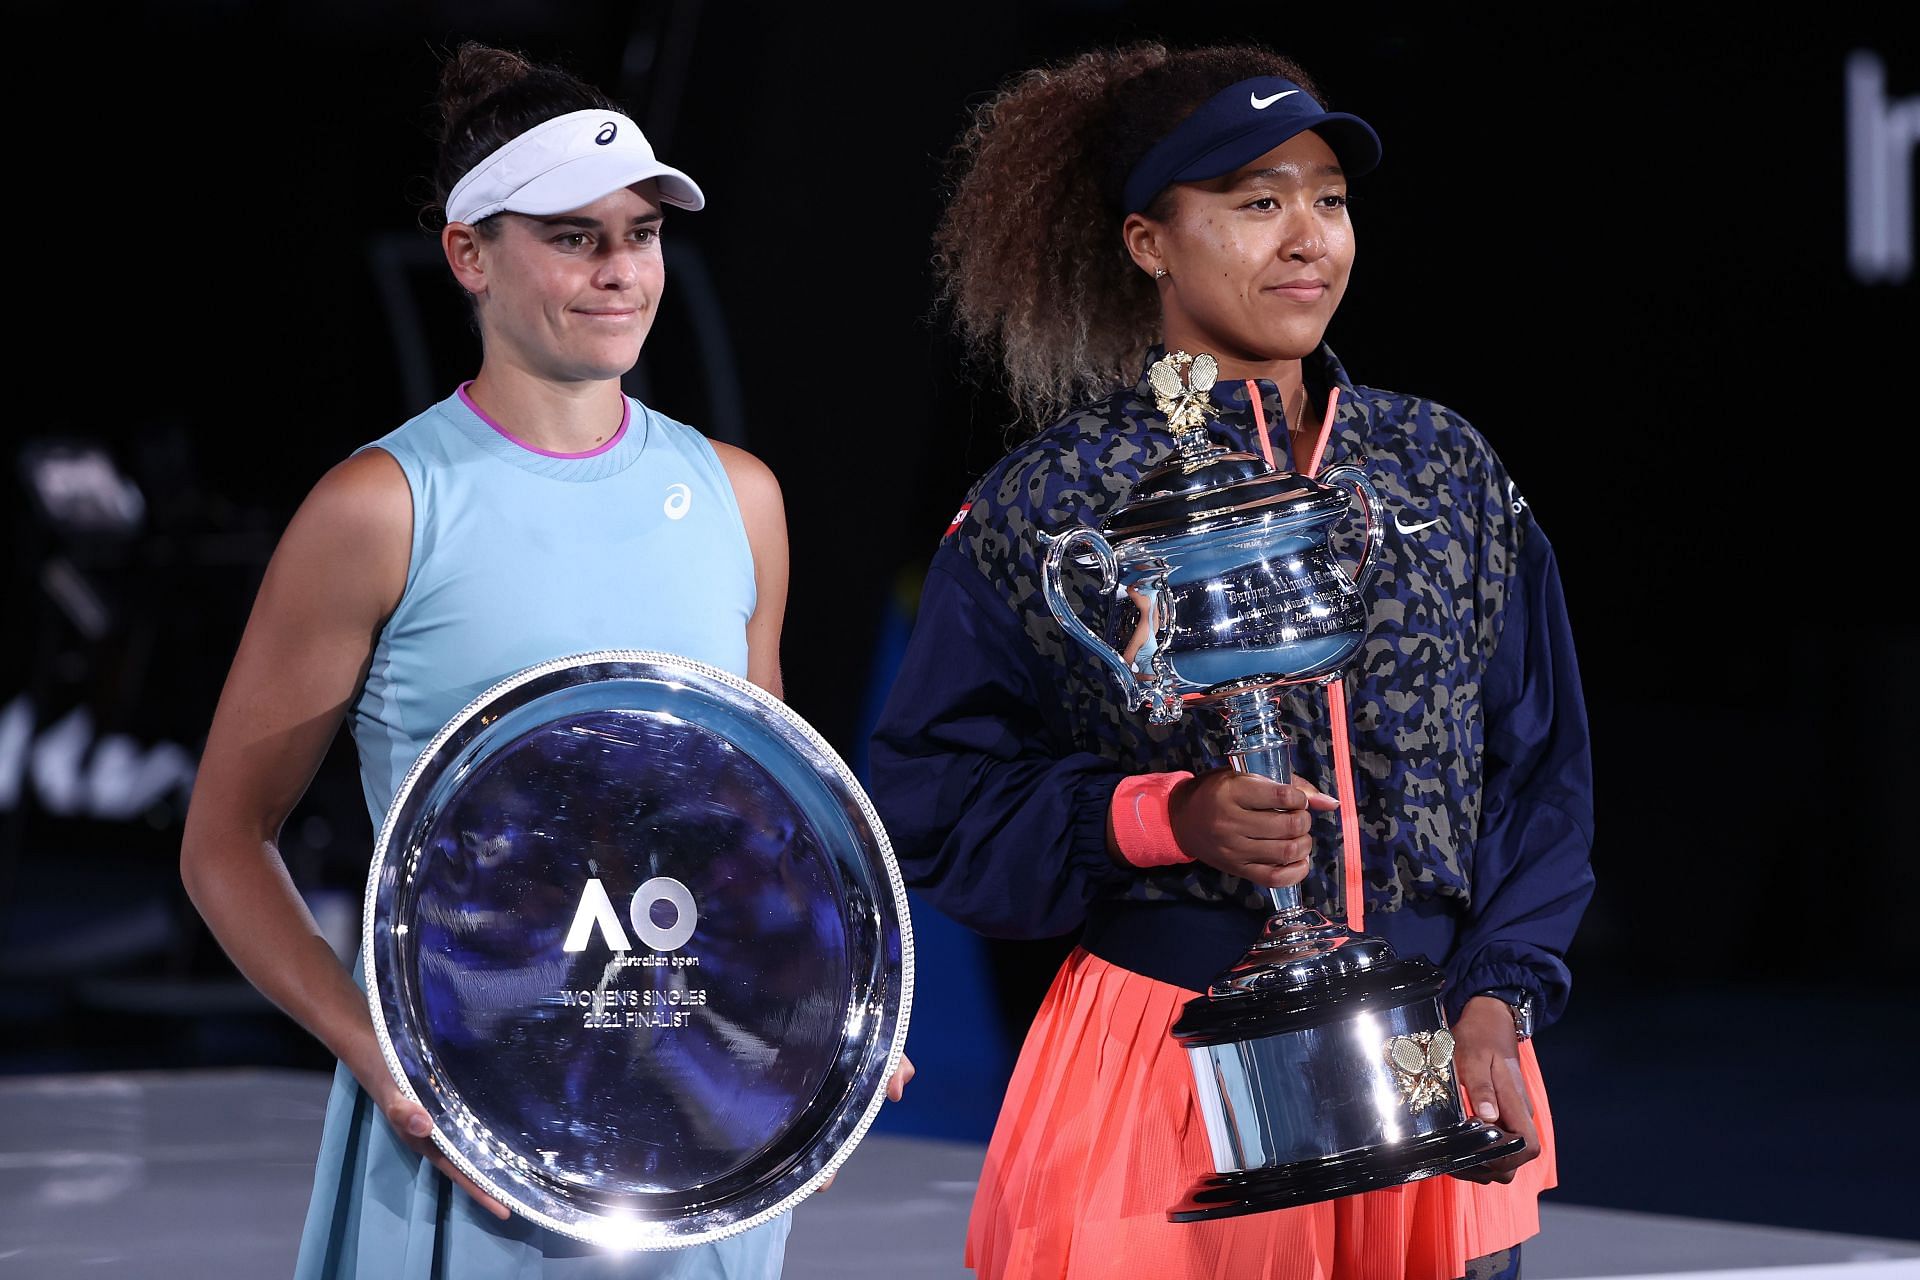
left=1111, top=771, right=1196, bottom=868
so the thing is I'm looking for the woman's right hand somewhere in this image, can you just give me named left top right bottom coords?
left=367, top=1076, right=512, bottom=1220
left=1167, top=769, right=1340, bottom=889
left=341, top=1018, right=511, bottom=1220
left=180, top=449, right=512, bottom=1222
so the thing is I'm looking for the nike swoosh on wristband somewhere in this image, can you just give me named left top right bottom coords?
left=1395, top=514, right=1443, bottom=535
left=1251, top=90, right=1302, bottom=109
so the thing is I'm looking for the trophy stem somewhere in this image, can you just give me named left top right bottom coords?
left=1217, top=690, right=1303, bottom=916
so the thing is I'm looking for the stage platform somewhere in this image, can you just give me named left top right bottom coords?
left=1, top=1071, right=1913, bottom=1278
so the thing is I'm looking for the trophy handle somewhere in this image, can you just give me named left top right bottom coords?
left=1039, top=526, right=1148, bottom=713
left=1318, top=463, right=1385, bottom=597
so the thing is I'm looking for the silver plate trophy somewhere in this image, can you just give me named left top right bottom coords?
left=364, top=651, right=913, bottom=1250
left=1041, top=352, right=1520, bottom=1221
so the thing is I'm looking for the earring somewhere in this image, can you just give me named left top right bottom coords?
left=1154, top=267, right=1169, bottom=279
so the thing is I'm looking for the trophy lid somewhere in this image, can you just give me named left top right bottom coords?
left=1100, top=453, right=1352, bottom=541
left=1101, top=351, right=1352, bottom=541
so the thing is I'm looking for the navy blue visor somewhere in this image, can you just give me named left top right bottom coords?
left=1122, top=76, right=1382, bottom=215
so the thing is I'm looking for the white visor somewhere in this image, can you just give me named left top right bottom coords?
left=444, top=109, right=705, bottom=225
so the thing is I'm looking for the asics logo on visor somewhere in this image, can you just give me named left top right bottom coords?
left=595, top=121, right=618, bottom=145
left=1251, top=89, right=1301, bottom=109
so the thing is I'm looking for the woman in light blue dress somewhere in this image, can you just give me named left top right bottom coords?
left=180, top=41, right=903, bottom=1278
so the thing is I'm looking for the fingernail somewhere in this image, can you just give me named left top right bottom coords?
left=1477, top=1101, right=1498, bottom=1122
left=408, top=1114, right=432, bottom=1137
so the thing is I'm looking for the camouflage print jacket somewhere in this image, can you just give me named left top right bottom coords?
left=869, top=346, right=1594, bottom=1027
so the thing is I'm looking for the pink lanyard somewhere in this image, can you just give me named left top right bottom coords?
left=1245, top=381, right=1366, bottom=932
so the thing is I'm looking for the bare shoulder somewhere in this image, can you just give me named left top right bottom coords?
left=300, top=447, right=412, bottom=536
left=707, top=443, right=787, bottom=688
left=272, top=447, right=413, bottom=620
left=708, top=440, right=783, bottom=515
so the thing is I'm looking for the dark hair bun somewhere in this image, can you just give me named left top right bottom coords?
left=423, top=42, right=620, bottom=226
left=435, top=42, right=536, bottom=139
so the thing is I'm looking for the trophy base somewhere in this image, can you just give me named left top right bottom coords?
left=1167, top=1122, right=1524, bottom=1222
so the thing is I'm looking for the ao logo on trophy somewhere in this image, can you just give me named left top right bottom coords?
left=563, top=876, right=698, bottom=952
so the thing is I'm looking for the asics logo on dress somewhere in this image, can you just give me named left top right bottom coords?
left=664, top=483, right=692, bottom=520
left=1251, top=90, right=1301, bottom=109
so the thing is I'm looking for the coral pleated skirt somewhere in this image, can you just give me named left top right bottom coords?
left=965, top=949, right=1556, bottom=1280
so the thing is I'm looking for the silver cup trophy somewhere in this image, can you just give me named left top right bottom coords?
left=1041, top=352, right=1520, bottom=1221
left=364, top=651, right=912, bottom=1249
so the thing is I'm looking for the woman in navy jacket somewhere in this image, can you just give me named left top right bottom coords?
left=869, top=42, right=1593, bottom=1280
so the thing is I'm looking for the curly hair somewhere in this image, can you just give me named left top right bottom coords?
left=934, top=44, right=1324, bottom=427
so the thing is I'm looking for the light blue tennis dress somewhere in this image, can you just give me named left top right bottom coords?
left=294, top=385, right=791, bottom=1279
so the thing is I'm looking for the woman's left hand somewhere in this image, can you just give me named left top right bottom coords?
left=817, top=1054, right=915, bottom=1193
left=886, top=1053, right=916, bottom=1102
left=1449, top=996, right=1540, bottom=1185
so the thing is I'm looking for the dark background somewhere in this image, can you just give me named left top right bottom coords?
left=4, top=0, right=1914, bottom=1245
